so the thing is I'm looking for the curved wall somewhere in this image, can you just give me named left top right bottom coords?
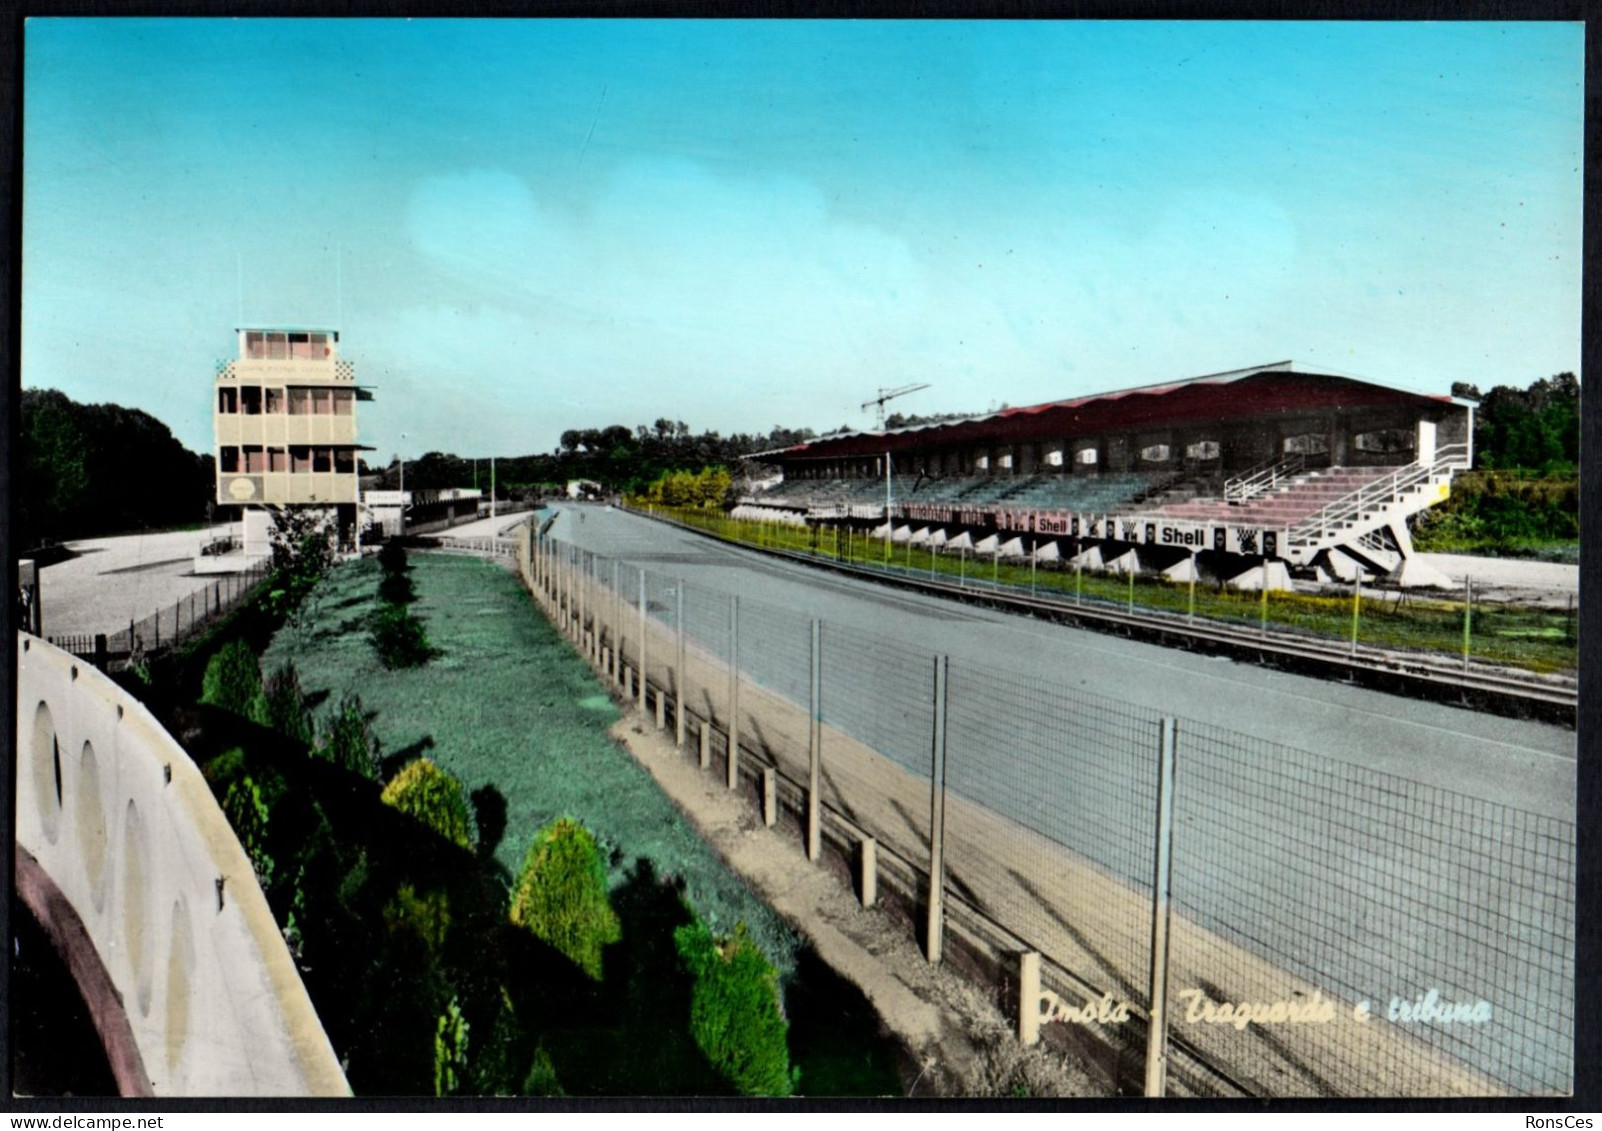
left=15, top=634, right=349, bottom=1096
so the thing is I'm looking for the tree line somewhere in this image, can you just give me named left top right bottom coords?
left=1451, top=373, right=1579, bottom=474
left=19, top=374, right=1578, bottom=547
left=366, top=420, right=817, bottom=498
left=18, top=388, right=218, bottom=549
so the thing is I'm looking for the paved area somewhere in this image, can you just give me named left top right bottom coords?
left=547, top=504, right=1574, bottom=821
left=33, top=525, right=241, bottom=639
left=1416, top=552, right=1579, bottom=605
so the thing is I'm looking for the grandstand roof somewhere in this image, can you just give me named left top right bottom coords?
left=758, top=362, right=1458, bottom=461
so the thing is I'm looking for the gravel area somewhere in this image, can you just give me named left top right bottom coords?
left=1416, top=553, right=1579, bottom=606
left=32, top=524, right=240, bottom=638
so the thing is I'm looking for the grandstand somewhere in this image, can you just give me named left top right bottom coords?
left=744, top=362, right=1474, bottom=589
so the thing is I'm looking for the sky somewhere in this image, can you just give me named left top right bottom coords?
left=23, top=19, right=1584, bottom=462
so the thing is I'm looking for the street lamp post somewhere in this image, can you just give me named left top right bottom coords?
left=398, top=431, right=409, bottom=537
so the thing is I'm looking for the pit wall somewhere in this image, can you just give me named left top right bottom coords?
left=15, top=634, right=349, bottom=1097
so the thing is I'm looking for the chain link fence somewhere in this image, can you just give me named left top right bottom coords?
left=526, top=528, right=1573, bottom=1098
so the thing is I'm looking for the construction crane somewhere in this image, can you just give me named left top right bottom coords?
left=858, top=383, right=932, bottom=560
left=861, top=383, right=932, bottom=430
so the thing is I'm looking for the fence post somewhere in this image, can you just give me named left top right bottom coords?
left=1350, top=572, right=1361, bottom=656
left=1260, top=555, right=1269, bottom=636
left=808, top=618, right=822, bottom=862
left=638, top=571, right=649, bottom=712
left=1019, top=951, right=1042, bottom=1046
left=727, top=594, right=740, bottom=790
left=675, top=581, right=687, bottom=749
left=762, top=768, right=777, bottom=827
left=1462, top=577, right=1472, bottom=672
left=926, top=654, right=949, bottom=965
left=699, top=717, right=711, bottom=770
left=859, top=837, right=877, bottom=908
left=1144, top=717, right=1179, bottom=1098
left=579, top=550, right=588, bottom=655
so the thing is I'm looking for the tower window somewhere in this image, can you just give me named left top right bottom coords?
left=219, top=447, right=239, bottom=473
left=240, top=386, right=262, bottom=415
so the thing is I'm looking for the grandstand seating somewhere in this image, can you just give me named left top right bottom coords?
left=755, top=472, right=1172, bottom=514
left=1154, top=465, right=1394, bottom=527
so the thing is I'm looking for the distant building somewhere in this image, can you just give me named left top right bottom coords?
left=213, top=327, right=373, bottom=555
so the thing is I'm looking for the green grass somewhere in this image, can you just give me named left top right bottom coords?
left=261, top=551, right=800, bottom=976
left=641, top=505, right=1578, bottom=675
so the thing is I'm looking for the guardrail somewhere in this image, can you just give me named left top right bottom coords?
left=15, top=634, right=348, bottom=1096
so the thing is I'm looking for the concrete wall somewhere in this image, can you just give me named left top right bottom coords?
left=15, top=635, right=349, bottom=1096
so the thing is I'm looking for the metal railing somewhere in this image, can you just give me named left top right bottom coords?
left=1289, top=444, right=1470, bottom=549
left=523, top=526, right=1574, bottom=1098
left=46, top=562, right=271, bottom=669
left=1224, top=453, right=1306, bottom=503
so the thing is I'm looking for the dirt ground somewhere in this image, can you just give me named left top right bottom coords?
left=1414, top=552, right=1579, bottom=608
left=605, top=709, right=1109, bottom=1099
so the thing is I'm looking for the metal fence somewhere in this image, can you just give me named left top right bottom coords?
left=47, top=562, right=271, bottom=668
left=523, top=528, right=1574, bottom=1098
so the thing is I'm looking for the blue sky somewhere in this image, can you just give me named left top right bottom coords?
left=24, top=19, right=1583, bottom=461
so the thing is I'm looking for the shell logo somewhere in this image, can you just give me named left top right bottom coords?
left=227, top=477, right=257, bottom=501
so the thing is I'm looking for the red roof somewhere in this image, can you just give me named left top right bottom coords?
left=765, top=363, right=1454, bottom=461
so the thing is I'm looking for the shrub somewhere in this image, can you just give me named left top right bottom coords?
left=384, top=883, right=451, bottom=953
left=222, top=770, right=277, bottom=890
left=378, top=538, right=409, bottom=576
left=433, top=997, right=470, bottom=1097
left=522, top=1044, right=565, bottom=1097
left=508, top=817, right=621, bottom=981
left=318, top=692, right=380, bottom=779
left=674, top=919, right=794, bottom=1097
left=380, top=758, right=473, bottom=850
left=378, top=540, right=417, bottom=604
left=370, top=601, right=434, bottom=669
left=263, top=662, right=315, bottom=747
left=199, top=639, right=268, bottom=723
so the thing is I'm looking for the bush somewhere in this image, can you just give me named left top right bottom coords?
left=378, top=540, right=416, bottom=605
left=370, top=601, right=434, bottom=669
left=508, top=817, right=621, bottom=981
left=433, top=997, right=470, bottom=1098
left=318, top=692, right=380, bottom=779
left=384, top=883, right=451, bottom=953
left=674, top=919, right=794, bottom=1097
left=200, top=639, right=268, bottom=724
left=263, top=662, right=315, bottom=747
left=222, top=770, right=278, bottom=890
left=380, top=758, right=473, bottom=850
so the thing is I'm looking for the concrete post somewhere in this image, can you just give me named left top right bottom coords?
left=614, top=560, right=625, bottom=687
left=1019, top=951, right=1042, bottom=1046
left=675, top=581, right=687, bottom=749
left=926, top=655, right=950, bottom=965
left=579, top=550, right=587, bottom=655
left=860, top=837, right=877, bottom=908
left=699, top=717, right=711, bottom=770
left=727, top=595, right=740, bottom=791
left=654, top=687, right=665, bottom=730
left=762, top=768, right=777, bottom=827
left=1144, top=717, right=1179, bottom=1098
left=807, top=618, right=822, bottom=862
left=638, top=571, right=648, bottom=712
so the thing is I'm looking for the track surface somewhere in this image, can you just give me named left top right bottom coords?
left=549, top=504, right=1574, bottom=822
